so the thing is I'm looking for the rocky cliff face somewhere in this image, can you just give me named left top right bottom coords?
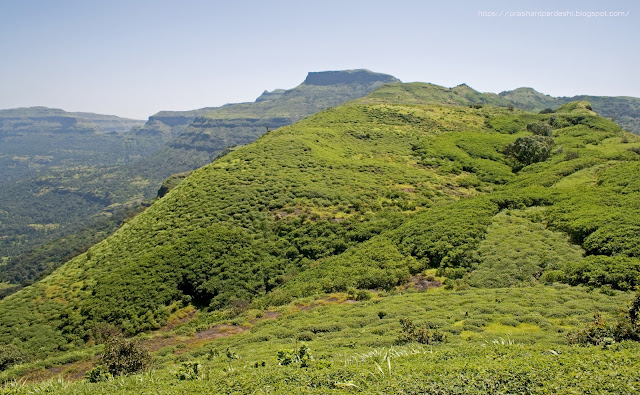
left=131, top=109, right=215, bottom=140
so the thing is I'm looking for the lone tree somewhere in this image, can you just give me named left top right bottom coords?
left=504, top=135, right=554, bottom=166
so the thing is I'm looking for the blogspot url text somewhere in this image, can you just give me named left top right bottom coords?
left=478, top=10, right=630, bottom=18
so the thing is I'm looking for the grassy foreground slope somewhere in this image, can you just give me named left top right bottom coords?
left=2, top=286, right=639, bottom=393
left=2, top=83, right=640, bottom=391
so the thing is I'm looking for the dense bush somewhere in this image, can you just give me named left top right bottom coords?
left=85, top=365, right=111, bottom=383
left=526, top=122, right=553, bottom=136
left=468, top=210, right=584, bottom=288
left=568, top=291, right=640, bottom=345
left=583, top=225, right=640, bottom=257
left=504, top=135, right=554, bottom=166
left=175, top=362, right=200, bottom=380
left=277, top=344, right=312, bottom=367
left=397, top=318, right=447, bottom=344
left=99, top=335, right=151, bottom=377
left=284, top=237, right=413, bottom=296
left=394, top=198, right=498, bottom=268
left=563, top=255, right=640, bottom=290
left=0, top=344, right=24, bottom=371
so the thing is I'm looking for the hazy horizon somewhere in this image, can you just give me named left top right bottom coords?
left=1, top=0, right=637, bottom=119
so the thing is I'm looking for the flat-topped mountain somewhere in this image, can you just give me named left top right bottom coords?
left=303, top=69, right=400, bottom=85
left=133, top=69, right=399, bottom=139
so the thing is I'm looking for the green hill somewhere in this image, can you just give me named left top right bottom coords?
left=1, top=81, right=639, bottom=363
left=500, top=87, right=640, bottom=134
left=3, top=81, right=640, bottom=392
left=5, top=74, right=639, bottom=300
left=0, top=70, right=399, bottom=293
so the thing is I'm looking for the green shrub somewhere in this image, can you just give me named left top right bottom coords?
left=567, top=313, right=614, bottom=346
left=504, top=135, right=554, bottom=166
left=499, top=318, right=520, bottom=327
left=276, top=344, right=312, bottom=367
left=527, top=122, right=553, bottom=136
left=356, top=290, right=372, bottom=301
left=397, top=318, right=447, bottom=345
left=175, top=362, right=200, bottom=380
left=85, top=365, right=111, bottom=383
left=99, top=335, right=150, bottom=377
left=296, top=331, right=314, bottom=341
left=564, top=150, right=579, bottom=160
left=0, top=344, right=24, bottom=371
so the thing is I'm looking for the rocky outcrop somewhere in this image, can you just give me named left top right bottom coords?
left=255, top=89, right=286, bottom=103
left=303, top=69, right=399, bottom=86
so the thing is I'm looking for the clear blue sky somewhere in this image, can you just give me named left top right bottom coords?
left=1, top=0, right=637, bottom=119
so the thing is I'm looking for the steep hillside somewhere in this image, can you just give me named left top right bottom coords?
left=5, top=75, right=639, bottom=298
left=0, top=70, right=399, bottom=291
left=2, top=82, right=639, bottom=365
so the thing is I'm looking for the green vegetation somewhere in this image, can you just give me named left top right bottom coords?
left=2, top=81, right=640, bottom=392
left=99, top=335, right=151, bottom=377
left=3, top=84, right=640, bottom=355
left=568, top=291, right=640, bottom=345
left=0, top=204, right=149, bottom=293
left=468, top=210, right=584, bottom=288
left=500, top=87, right=640, bottom=134
left=0, top=71, right=398, bottom=293
left=2, top=286, right=639, bottom=393
left=505, top=135, right=554, bottom=166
